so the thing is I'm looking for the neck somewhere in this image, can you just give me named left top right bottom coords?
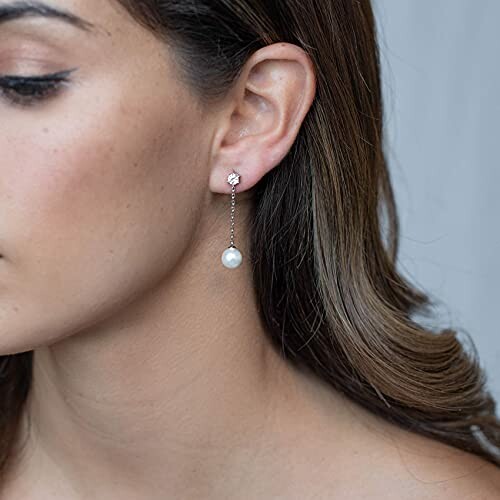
left=5, top=230, right=314, bottom=499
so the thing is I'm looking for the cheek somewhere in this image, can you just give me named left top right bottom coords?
left=0, top=87, right=205, bottom=355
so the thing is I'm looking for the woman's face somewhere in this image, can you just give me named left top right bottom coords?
left=0, top=0, right=216, bottom=354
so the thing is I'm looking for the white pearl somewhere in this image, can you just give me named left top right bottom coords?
left=221, top=247, right=242, bottom=269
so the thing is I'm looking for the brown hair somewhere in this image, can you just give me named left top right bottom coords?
left=1, top=0, right=499, bottom=480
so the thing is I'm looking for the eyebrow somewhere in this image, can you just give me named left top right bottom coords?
left=0, top=0, right=96, bottom=33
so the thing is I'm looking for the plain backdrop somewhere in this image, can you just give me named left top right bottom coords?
left=372, top=0, right=499, bottom=405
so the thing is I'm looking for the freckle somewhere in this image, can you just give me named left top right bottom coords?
left=160, top=185, right=165, bottom=191
left=126, top=203, right=131, bottom=208
left=42, top=127, right=49, bottom=134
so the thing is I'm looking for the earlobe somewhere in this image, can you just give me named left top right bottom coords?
left=209, top=42, right=317, bottom=195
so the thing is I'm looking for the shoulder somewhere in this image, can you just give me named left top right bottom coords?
left=455, top=459, right=500, bottom=498
left=404, top=453, right=500, bottom=499
left=329, top=430, right=500, bottom=499
left=322, top=396, right=500, bottom=499
left=374, top=425, right=500, bottom=499
left=296, top=434, right=500, bottom=500
left=265, top=368, right=500, bottom=498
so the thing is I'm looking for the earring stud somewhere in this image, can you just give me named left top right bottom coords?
left=221, top=170, right=243, bottom=269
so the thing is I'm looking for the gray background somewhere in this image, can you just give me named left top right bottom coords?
left=372, top=0, right=499, bottom=405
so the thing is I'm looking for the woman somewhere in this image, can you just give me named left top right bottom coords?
left=0, top=0, right=499, bottom=497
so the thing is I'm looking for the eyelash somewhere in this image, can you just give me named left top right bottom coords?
left=0, top=68, right=77, bottom=107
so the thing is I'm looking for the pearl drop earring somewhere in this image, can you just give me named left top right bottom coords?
left=221, top=170, right=243, bottom=269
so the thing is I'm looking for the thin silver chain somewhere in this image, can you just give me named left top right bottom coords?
left=229, top=184, right=236, bottom=248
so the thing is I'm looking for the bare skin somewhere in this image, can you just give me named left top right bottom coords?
left=0, top=0, right=499, bottom=498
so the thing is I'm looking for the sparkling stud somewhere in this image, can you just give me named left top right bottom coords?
left=227, top=172, right=240, bottom=186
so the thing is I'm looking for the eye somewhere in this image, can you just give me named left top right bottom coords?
left=0, top=68, right=77, bottom=108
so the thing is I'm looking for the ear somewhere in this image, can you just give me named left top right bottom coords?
left=209, top=42, right=317, bottom=195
